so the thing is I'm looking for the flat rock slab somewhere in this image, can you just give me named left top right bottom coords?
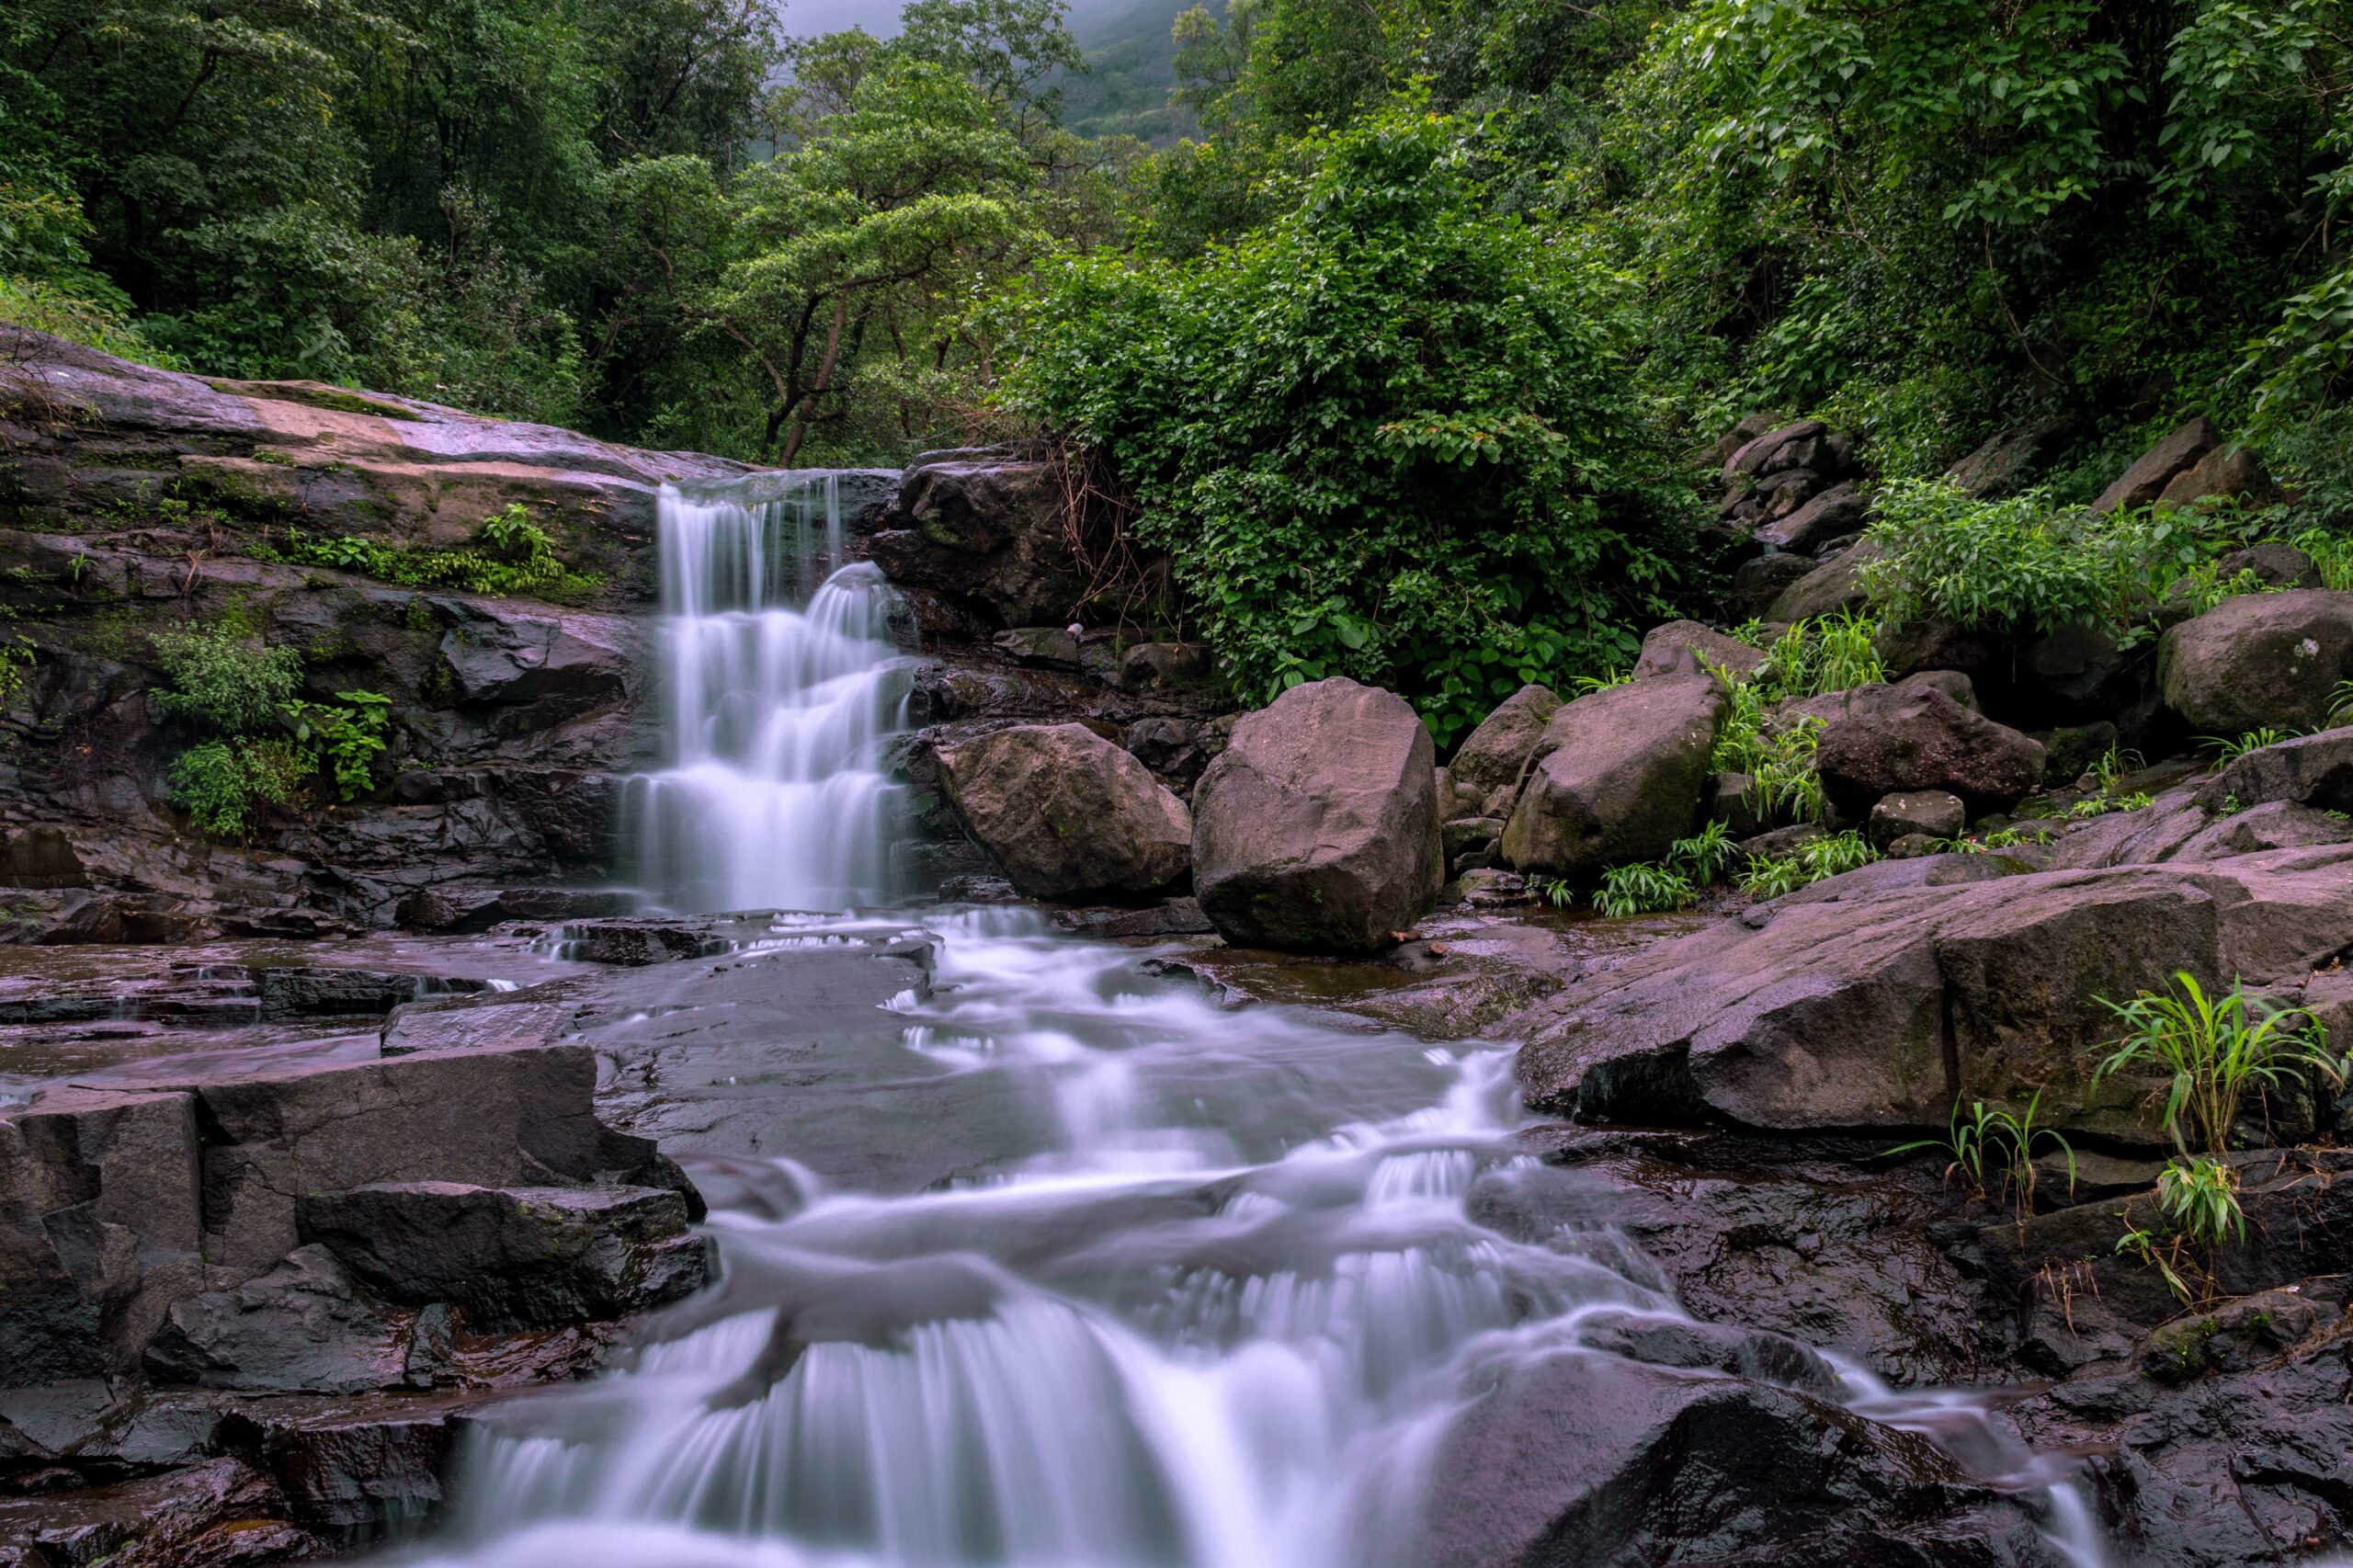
left=1510, top=858, right=2353, bottom=1140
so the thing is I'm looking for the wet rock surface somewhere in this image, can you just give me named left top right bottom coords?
left=1190, top=677, right=1442, bottom=955
left=937, top=723, right=1192, bottom=899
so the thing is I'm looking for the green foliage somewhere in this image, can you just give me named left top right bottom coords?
left=2093, top=744, right=2146, bottom=794
left=149, top=625, right=392, bottom=835
left=287, top=691, right=393, bottom=801
left=166, top=740, right=303, bottom=839
left=2158, top=1156, right=2245, bottom=1248
left=1754, top=610, right=1884, bottom=699
left=1890, top=1092, right=2074, bottom=1221
left=1594, top=861, right=1699, bottom=918
left=1863, top=480, right=2246, bottom=642
left=1001, top=99, right=1687, bottom=745
left=1735, top=854, right=1808, bottom=900
left=2094, top=971, right=2344, bottom=1157
left=1668, top=820, right=1738, bottom=889
left=2067, top=790, right=2154, bottom=819
left=147, top=629, right=304, bottom=737
left=2294, top=528, right=2353, bottom=593
left=2201, top=727, right=2302, bottom=768
left=2114, top=1222, right=2199, bottom=1305
left=1737, top=829, right=1880, bottom=899
left=262, top=506, right=593, bottom=599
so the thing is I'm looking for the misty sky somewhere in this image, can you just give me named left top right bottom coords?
left=773, top=0, right=1145, bottom=42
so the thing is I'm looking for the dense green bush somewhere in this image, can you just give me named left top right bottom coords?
left=148, top=629, right=304, bottom=737
left=149, top=626, right=391, bottom=838
left=1860, top=480, right=2253, bottom=641
left=1003, top=101, right=1692, bottom=744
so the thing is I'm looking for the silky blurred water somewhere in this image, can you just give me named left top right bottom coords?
left=630, top=477, right=908, bottom=913
left=426, top=474, right=2108, bottom=1568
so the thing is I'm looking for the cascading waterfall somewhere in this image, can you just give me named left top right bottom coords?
left=630, top=476, right=907, bottom=913
left=406, top=475, right=2111, bottom=1568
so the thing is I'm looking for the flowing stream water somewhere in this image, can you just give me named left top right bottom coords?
left=409, top=477, right=2107, bottom=1568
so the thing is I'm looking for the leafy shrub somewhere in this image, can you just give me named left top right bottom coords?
left=148, top=627, right=303, bottom=736
left=1668, top=820, right=1739, bottom=888
left=150, top=625, right=392, bottom=835
left=2157, top=1155, right=2245, bottom=1248
left=1862, top=479, right=2244, bottom=642
left=1737, top=829, right=1879, bottom=899
left=1595, top=861, right=1698, bottom=917
left=2201, top=727, right=2302, bottom=768
left=166, top=739, right=304, bottom=838
left=287, top=692, right=393, bottom=800
left=1736, top=855, right=1808, bottom=899
left=1000, top=100, right=1688, bottom=746
left=1752, top=610, right=1885, bottom=699
left=2294, top=528, right=2353, bottom=592
left=262, top=506, right=593, bottom=599
left=2094, top=971, right=2342, bottom=1157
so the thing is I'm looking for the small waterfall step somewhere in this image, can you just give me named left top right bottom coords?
left=630, top=475, right=911, bottom=915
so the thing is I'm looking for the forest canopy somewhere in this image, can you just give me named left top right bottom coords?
left=9, top=0, right=2353, bottom=732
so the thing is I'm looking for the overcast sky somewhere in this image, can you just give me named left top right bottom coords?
left=773, top=0, right=1141, bottom=41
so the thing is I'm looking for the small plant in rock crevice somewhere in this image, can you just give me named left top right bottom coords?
left=1739, top=829, right=1880, bottom=898
left=150, top=624, right=394, bottom=839
left=2200, top=727, right=2304, bottom=768
left=1594, top=861, right=1699, bottom=917
left=1889, top=1091, right=2075, bottom=1221
left=2095, top=971, right=2346, bottom=1301
left=2093, top=971, right=2342, bottom=1159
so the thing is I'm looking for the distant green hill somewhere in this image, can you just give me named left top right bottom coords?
left=1058, top=0, right=1199, bottom=144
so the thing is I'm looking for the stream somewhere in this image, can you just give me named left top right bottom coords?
left=397, top=480, right=2106, bottom=1568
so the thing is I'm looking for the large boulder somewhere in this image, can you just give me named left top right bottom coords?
left=1189, top=678, right=1441, bottom=954
left=1721, top=418, right=1856, bottom=485
left=1766, top=540, right=1880, bottom=621
left=1417, top=1349, right=2058, bottom=1568
left=1629, top=621, right=1767, bottom=683
left=936, top=723, right=1192, bottom=900
left=1502, top=675, right=1728, bottom=876
left=864, top=460, right=1087, bottom=627
left=2155, top=442, right=2275, bottom=511
left=2196, top=725, right=2353, bottom=813
left=1868, top=790, right=1965, bottom=846
left=1813, top=681, right=2045, bottom=815
left=1447, top=685, right=1562, bottom=816
left=2092, top=415, right=2218, bottom=514
left=143, top=1245, right=410, bottom=1393
left=1511, top=858, right=2353, bottom=1139
left=1946, top=420, right=2070, bottom=496
left=0, top=324, right=752, bottom=555
left=2, top=1042, right=695, bottom=1388
left=2158, top=589, right=2353, bottom=733
left=1753, top=479, right=1870, bottom=554
left=434, top=599, right=638, bottom=720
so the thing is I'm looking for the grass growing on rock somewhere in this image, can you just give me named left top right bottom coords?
left=253, top=504, right=602, bottom=602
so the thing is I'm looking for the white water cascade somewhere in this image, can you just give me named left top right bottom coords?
left=404, top=472, right=2113, bottom=1568
left=631, top=476, right=907, bottom=913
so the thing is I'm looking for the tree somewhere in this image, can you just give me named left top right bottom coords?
left=712, top=62, right=1040, bottom=463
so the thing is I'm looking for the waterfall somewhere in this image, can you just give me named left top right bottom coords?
left=631, top=476, right=907, bottom=913
left=406, top=478, right=2113, bottom=1568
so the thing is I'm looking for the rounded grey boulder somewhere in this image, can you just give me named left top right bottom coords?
left=937, top=723, right=1192, bottom=900
left=2158, top=589, right=2353, bottom=734
left=1190, top=677, right=1441, bottom=955
left=1501, top=674, right=1729, bottom=877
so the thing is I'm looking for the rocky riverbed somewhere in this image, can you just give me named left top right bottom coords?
left=10, top=326, right=2353, bottom=1565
